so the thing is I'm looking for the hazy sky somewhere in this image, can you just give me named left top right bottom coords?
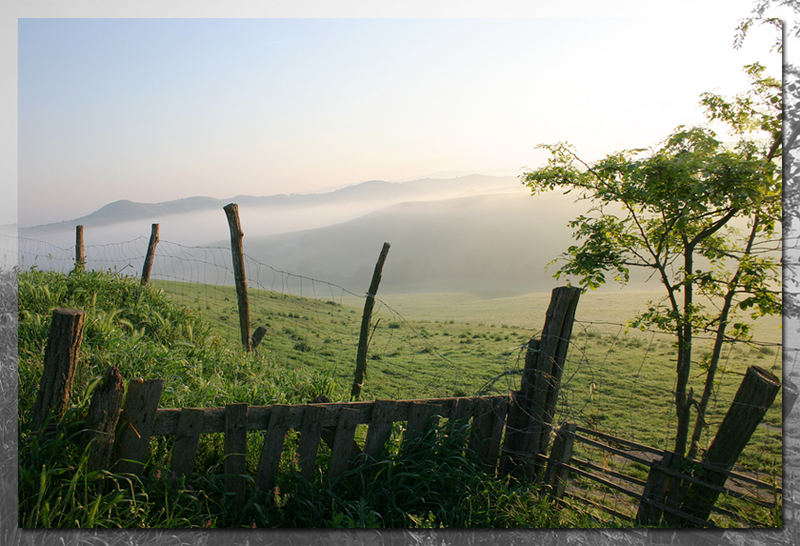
left=17, top=11, right=781, bottom=226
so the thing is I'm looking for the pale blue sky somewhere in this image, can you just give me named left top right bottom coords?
left=18, top=16, right=781, bottom=226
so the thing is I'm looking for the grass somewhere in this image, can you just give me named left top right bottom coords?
left=17, top=269, right=783, bottom=528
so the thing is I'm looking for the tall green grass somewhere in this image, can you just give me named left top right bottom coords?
left=18, top=269, right=582, bottom=528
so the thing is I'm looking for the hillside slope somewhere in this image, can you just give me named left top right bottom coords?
left=239, top=192, right=593, bottom=295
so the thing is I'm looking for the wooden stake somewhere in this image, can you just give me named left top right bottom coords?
left=75, top=225, right=85, bottom=272
left=223, top=204, right=251, bottom=351
left=350, top=242, right=390, bottom=401
left=141, top=223, right=159, bottom=285
left=32, top=308, right=86, bottom=429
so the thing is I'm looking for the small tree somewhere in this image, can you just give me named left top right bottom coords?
left=521, top=63, right=781, bottom=461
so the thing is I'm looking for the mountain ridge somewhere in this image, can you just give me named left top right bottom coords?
left=23, top=174, right=519, bottom=232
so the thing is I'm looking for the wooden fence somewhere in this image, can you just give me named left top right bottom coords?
left=542, top=423, right=782, bottom=528
left=30, top=221, right=782, bottom=526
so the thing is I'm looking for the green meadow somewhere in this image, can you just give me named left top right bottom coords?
left=17, top=270, right=782, bottom=528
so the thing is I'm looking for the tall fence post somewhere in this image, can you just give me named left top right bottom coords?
left=32, top=308, right=86, bottom=429
left=680, top=366, right=780, bottom=522
left=499, top=286, right=580, bottom=480
left=350, top=242, right=390, bottom=401
left=74, top=225, right=85, bottom=272
left=223, top=203, right=251, bottom=351
left=141, top=223, right=160, bottom=285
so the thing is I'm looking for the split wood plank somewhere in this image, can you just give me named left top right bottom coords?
left=170, top=408, right=206, bottom=479
left=83, top=366, right=124, bottom=471
left=404, top=402, right=440, bottom=444
left=256, top=404, right=291, bottom=493
left=224, top=403, right=249, bottom=509
left=115, top=379, right=163, bottom=475
left=327, top=407, right=361, bottom=482
left=297, top=405, right=326, bottom=481
left=363, top=400, right=398, bottom=460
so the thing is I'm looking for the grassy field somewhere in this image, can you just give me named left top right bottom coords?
left=17, top=270, right=783, bottom=528
left=156, top=279, right=782, bottom=466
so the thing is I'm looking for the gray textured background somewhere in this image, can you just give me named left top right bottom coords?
left=2, top=2, right=798, bottom=545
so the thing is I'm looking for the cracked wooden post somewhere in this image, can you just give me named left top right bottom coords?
left=224, top=203, right=251, bottom=351
left=32, top=308, right=86, bottom=429
left=499, top=286, right=580, bottom=480
left=350, top=242, right=390, bottom=401
left=141, top=223, right=159, bottom=285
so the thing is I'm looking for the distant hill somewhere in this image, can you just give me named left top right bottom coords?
left=234, top=192, right=593, bottom=296
left=22, top=174, right=519, bottom=233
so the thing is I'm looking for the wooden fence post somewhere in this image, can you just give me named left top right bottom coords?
left=223, top=204, right=251, bottom=351
left=680, top=366, right=780, bottom=522
left=350, top=242, right=390, bottom=401
left=499, top=286, right=580, bottom=480
left=544, top=422, right=576, bottom=500
left=636, top=452, right=674, bottom=526
left=141, top=223, right=159, bottom=285
left=83, top=366, right=125, bottom=471
left=74, top=225, right=85, bottom=272
left=114, top=379, right=164, bottom=475
left=32, top=308, right=86, bottom=429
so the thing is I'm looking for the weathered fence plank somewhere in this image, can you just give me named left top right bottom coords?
left=83, top=365, right=125, bottom=471
left=115, top=379, right=164, bottom=475
left=224, top=404, right=249, bottom=509
left=223, top=203, right=251, bottom=351
left=364, top=400, right=398, bottom=460
left=351, top=242, right=391, bottom=401
left=170, top=408, right=205, bottom=479
left=150, top=396, right=498, bottom=436
left=140, top=223, right=159, bottom=285
left=544, top=422, right=576, bottom=499
left=33, top=308, right=86, bottom=430
left=256, top=404, right=290, bottom=493
left=297, top=405, right=325, bottom=481
left=468, top=397, right=508, bottom=470
left=448, top=397, right=474, bottom=432
left=405, top=401, right=440, bottom=444
left=328, top=408, right=361, bottom=481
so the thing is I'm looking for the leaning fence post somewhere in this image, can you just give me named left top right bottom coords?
left=350, top=242, right=390, bottom=401
left=223, top=203, right=251, bottom=351
left=83, top=366, right=125, bottom=471
left=544, top=422, right=576, bottom=500
left=32, top=308, right=86, bottom=429
left=141, top=223, right=159, bottom=285
left=74, top=225, right=85, bottom=272
left=499, top=286, right=580, bottom=480
left=680, top=366, right=780, bottom=522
